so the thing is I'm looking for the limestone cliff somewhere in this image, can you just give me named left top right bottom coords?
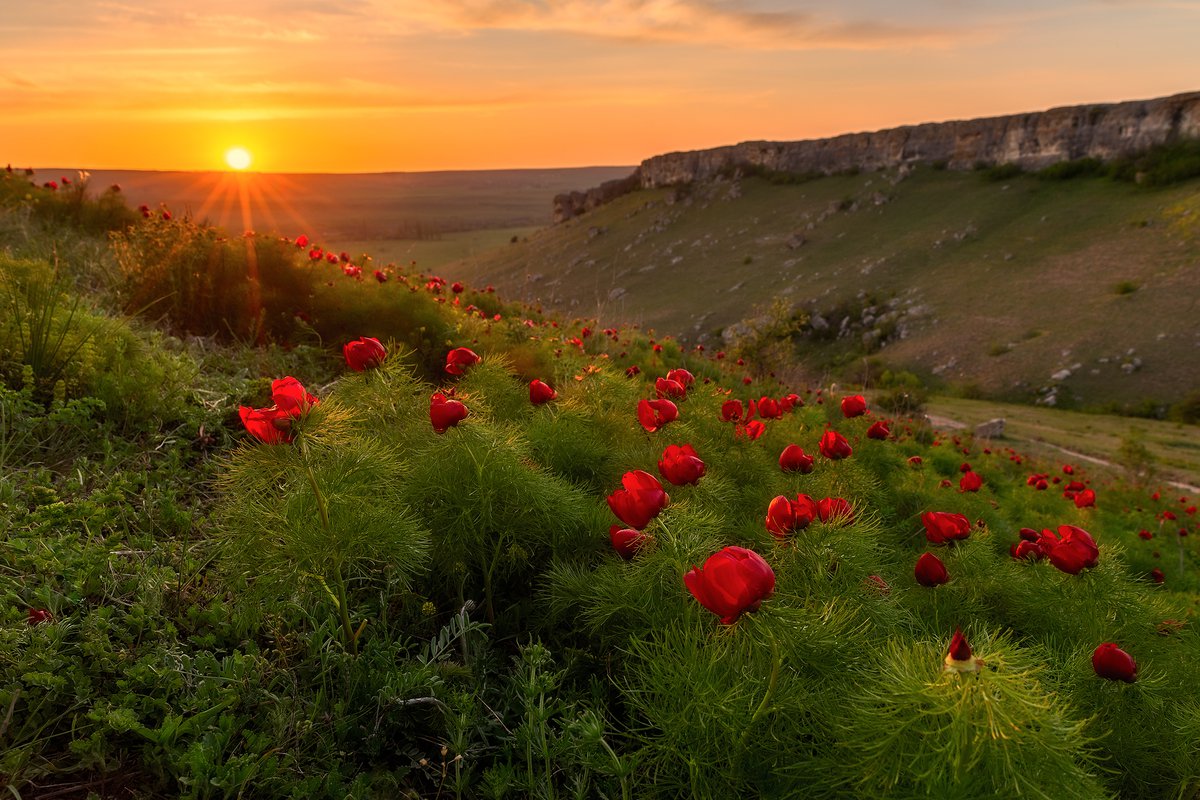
left=555, top=91, right=1200, bottom=220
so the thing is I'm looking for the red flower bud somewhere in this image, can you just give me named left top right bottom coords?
left=529, top=379, right=557, bottom=405
left=610, top=525, right=651, bottom=560
left=914, top=552, right=949, bottom=586
left=944, top=628, right=984, bottom=673
left=1092, top=642, right=1137, bottom=683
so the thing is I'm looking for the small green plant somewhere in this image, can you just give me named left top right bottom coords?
left=988, top=342, right=1012, bottom=357
left=1112, top=280, right=1140, bottom=295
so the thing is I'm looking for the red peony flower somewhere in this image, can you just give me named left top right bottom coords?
left=1150, top=567, right=1165, bottom=584
left=529, top=379, right=557, bottom=405
left=451, top=281, right=464, bottom=294
left=720, top=399, right=744, bottom=422
left=239, top=376, right=319, bottom=444
left=818, top=430, right=853, bottom=460
left=841, top=394, right=867, bottom=418
left=239, top=405, right=295, bottom=444
left=778, top=444, right=814, bottom=473
left=908, top=455, right=923, bottom=467
left=309, top=247, right=323, bottom=261
left=374, top=269, right=389, bottom=283
left=914, top=552, right=949, bottom=587
left=817, top=496, right=854, bottom=525
left=1074, top=488, right=1096, bottom=508
left=866, top=420, right=891, bottom=440
left=326, top=251, right=339, bottom=264
left=295, top=235, right=309, bottom=248
left=610, top=525, right=651, bottom=560
left=666, top=368, right=694, bottom=388
left=445, top=347, right=481, bottom=376
left=658, top=444, right=706, bottom=486
left=765, top=493, right=818, bottom=538
left=922, top=511, right=972, bottom=544
left=757, top=396, right=782, bottom=419
left=607, top=470, right=670, bottom=529
left=343, top=337, right=386, bottom=371
left=1010, top=539, right=1044, bottom=561
left=1092, top=642, right=1137, bottom=683
left=684, top=546, right=775, bottom=624
left=1044, top=525, right=1099, bottom=574
left=430, top=392, right=469, bottom=434
left=637, top=398, right=679, bottom=433
left=736, top=420, right=766, bottom=440
left=959, top=471, right=983, bottom=492
left=655, top=377, right=686, bottom=400
left=27, top=608, right=52, bottom=626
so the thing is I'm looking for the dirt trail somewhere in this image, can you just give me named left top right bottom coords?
left=925, top=414, right=1200, bottom=495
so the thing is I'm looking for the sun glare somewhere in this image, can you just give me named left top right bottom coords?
left=225, top=147, right=252, bottom=171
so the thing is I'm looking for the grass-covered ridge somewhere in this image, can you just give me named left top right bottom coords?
left=2, top=169, right=1199, bottom=798
left=457, top=166, right=1200, bottom=409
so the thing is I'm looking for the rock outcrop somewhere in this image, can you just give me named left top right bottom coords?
left=555, top=91, right=1200, bottom=220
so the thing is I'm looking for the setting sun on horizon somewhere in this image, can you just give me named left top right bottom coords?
left=225, top=147, right=253, bottom=171
left=4, top=1, right=1199, bottom=173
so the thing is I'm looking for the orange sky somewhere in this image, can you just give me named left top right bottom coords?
left=4, top=1, right=1199, bottom=172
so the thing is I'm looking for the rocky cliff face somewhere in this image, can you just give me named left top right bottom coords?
left=555, top=91, right=1200, bottom=219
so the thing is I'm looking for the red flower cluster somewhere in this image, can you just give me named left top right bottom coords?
left=1009, top=525, right=1100, bottom=573
left=238, top=377, right=319, bottom=444
left=684, top=546, right=775, bottom=624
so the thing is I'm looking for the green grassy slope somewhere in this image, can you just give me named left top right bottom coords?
left=458, top=169, right=1200, bottom=406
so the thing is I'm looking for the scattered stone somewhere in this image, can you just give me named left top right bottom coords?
left=974, top=418, right=1005, bottom=439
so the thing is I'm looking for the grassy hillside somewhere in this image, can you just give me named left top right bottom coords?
left=3, top=168, right=1200, bottom=799
left=458, top=168, right=1200, bottom=407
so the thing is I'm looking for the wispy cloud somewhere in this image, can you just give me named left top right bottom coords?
left=392, top=0, right=961, bottom=50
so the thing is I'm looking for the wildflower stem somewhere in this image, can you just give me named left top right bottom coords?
left=741, top=624, right=781, bottom=750
left=302, top=455, right=357, bottom=655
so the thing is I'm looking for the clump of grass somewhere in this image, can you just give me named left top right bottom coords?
left=1112, top=280, right=1140, bottom=296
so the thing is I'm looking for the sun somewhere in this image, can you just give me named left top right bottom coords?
left=225, top=147, right=252, bottom=171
